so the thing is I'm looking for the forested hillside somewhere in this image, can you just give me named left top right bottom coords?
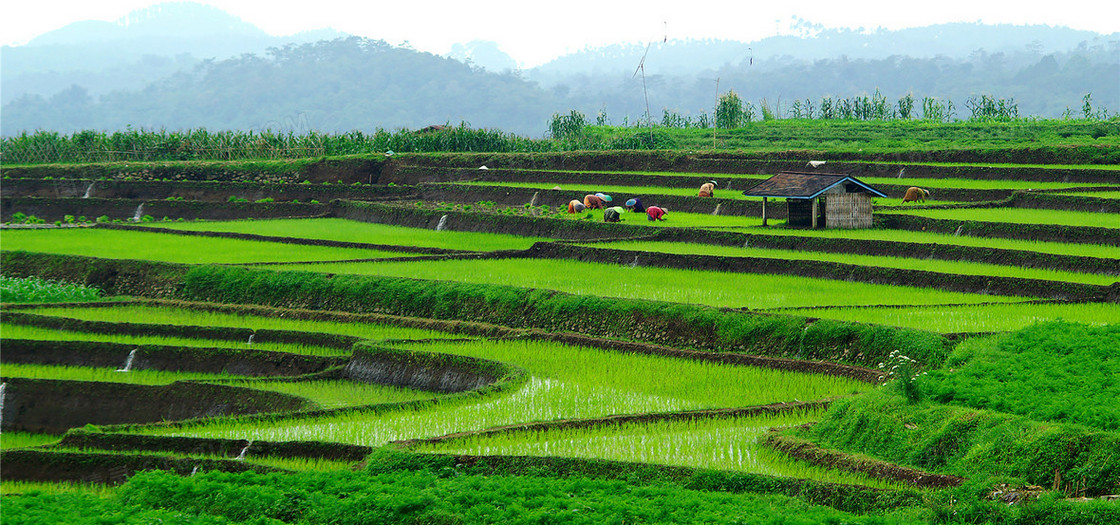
left=2, top=30, right=1117, bottom=136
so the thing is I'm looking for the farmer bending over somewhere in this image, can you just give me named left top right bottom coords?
left=568, top=199, right=586, bottom=213
left=583, top=194, right=605, bottom=209
left=603, top=206, right=624, bottom=222
left=625, top=198, right=645, bottom=213
left=698, top=181, right=716, bottom=198
left=646, top=206, right=667, bottom=221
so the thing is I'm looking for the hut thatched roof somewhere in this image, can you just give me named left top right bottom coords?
left=742, top=172, right=886, bottom=199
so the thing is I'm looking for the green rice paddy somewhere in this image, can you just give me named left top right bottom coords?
left=251, top=258, right=1030, bottom=309
left=133, top=338, right=867, bottom=447
left=143, top=218, right=547, bottom=251
left=0, top=322, right=344, bottom=357
left=0, top=432, right=62, bottom=450
left=718, top=225, right=1120, bottom=259
left=880, top=207, right=1120, bottom=229
left=21, top=304, right=466, bottom=344
left=773, top=301, right=1120, bottom=333
left=414, top=411, right=905, bottom=489
left=227, top=379, right=436, bottom=409
left=1, top=362, right=252, bottom=385
left=0, top=228, right=415, bottom=264
left=580, top=241, right=1119, bottom=285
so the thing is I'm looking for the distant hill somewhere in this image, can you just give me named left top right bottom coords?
left=26, top=2, right=267, bottom=45
left=1, top=2, right=347, bottom=104
left=527, top=23, right=1116, bottom=83
left=0, top=37, right=558, bottom=136
left=1, top=4, right=1116, bottom=136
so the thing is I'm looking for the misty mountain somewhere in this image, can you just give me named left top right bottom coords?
left=1, top=2, right=347, bottom=104
left=1, top=37, right=557, bottom=136
left=1, top=4, right=1117, bottom=137
left=447, top=41, right=519, bottom=73
left=528, top=21, right=1114, bottom=84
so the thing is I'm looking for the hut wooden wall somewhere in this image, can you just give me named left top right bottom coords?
left=786, top=199, right=820, bottom=227
left=825, top=193, right=873, bottom=228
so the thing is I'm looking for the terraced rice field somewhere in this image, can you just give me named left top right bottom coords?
left=2, top=155, right=1118, bottom=523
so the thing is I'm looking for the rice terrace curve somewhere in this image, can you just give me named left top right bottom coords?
left=2, top=121, right=1119, bottom=523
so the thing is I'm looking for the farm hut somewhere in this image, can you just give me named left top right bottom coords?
left=742, top=171, right=886, bottom=228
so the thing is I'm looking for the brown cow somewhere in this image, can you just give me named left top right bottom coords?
left=902, top=187, right=929, bottom=203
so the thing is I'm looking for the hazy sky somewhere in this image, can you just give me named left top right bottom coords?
left=4, top=0, right=1118, bottom=67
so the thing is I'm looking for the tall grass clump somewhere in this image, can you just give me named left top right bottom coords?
left=808, top=322, right=1120, bottom=496
left=922, top=322, right=1120, bottom=431
left=0, top=275, right=102, bottom=303
left=0, top=124, right=552, bottom=164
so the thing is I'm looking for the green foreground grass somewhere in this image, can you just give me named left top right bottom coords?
left=3, top=469, right=930, bottom=525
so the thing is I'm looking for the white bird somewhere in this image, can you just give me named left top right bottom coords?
left=807, top=160, right=826, bottom=168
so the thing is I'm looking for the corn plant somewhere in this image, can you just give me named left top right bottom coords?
left=548, top=110, right=588, bottom=140
left=715, top=90, right=746, bottom=129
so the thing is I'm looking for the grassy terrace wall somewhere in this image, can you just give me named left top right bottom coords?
left=526, top=243, right=1117, bottom=303
left=0, top=178, right=416, bottom=202
left=379, top=151, right=1120, bottom=178
left=383, top=167, right=1116, bottom=203
left=7, top=149, right=1117, bottom=185
left=1009, top=191, right=1120, bottom=214
left=422, top=172, right=1034, bottom=203
left=0, top=251, right=950, bottom=369
left=880, top=214, right=1120, bottom=246
left=651, top=228, right=1120, bottom=276
left=0, top=449, right=279, bottom=484
left=52, top=431, right=375, bottom=462
left=100, top=223, right=467, bottom=256
left=344, top=342, right=506, bottom=393
left=0, top=197, right=330, bottom=223
left=0, top=377, right=311, bottom=434
left=1, top=156, right=387, bottom=184
left=0, top=252, right=189, bottom=297
left=1, top=309, right=362, bottom=351
left=2, top=338, right=343, bottom=376
left=807, top=389, right=1120, bottom=497
left=365, top=449, right=924, bottom=515
left=331, top=199, right=661, bottom=239
left=416, top=183, right=763, bottom=216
